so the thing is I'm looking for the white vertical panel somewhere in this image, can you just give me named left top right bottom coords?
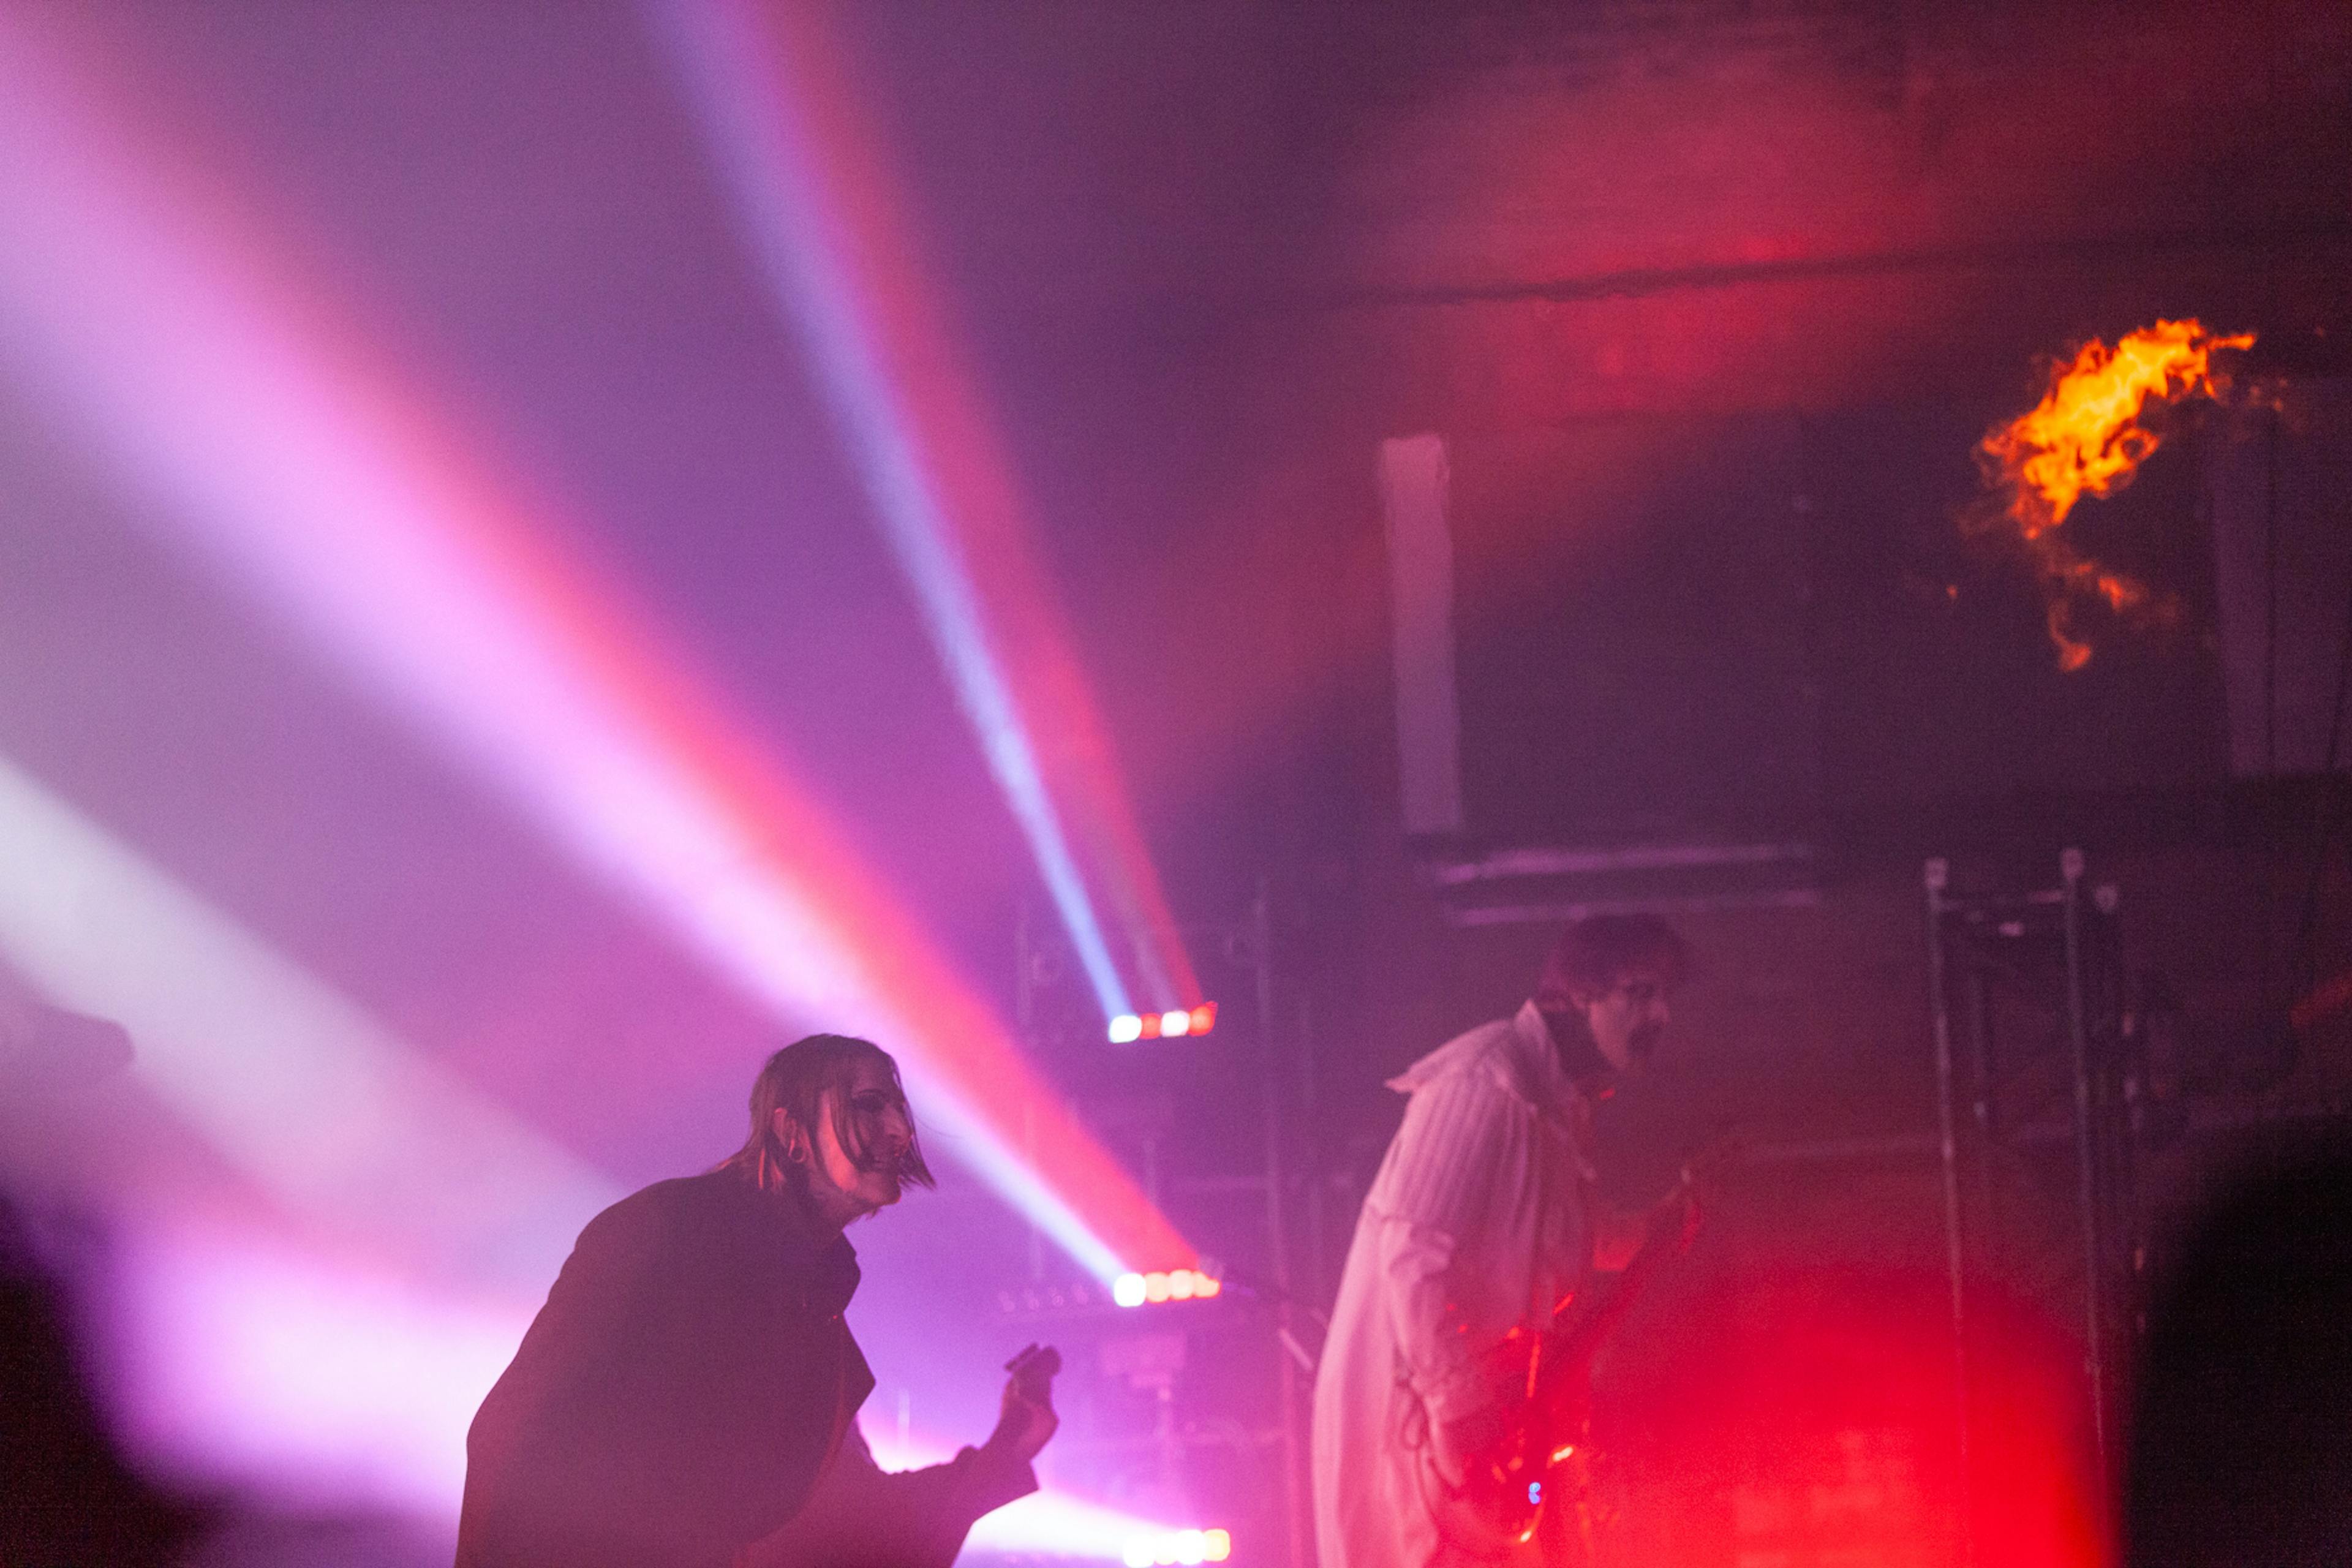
left=1380, top=434, right=1465, bottom=834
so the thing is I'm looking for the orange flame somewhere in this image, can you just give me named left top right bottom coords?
left=1972, top=318, right=2253, bottom=670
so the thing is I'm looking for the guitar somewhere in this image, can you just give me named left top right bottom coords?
left=1453, top=1141, right=1729, bottom=1555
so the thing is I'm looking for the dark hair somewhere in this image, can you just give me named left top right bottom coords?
left=717, top=1034, right=935, bottom=1199
left=1536, top=914, right=1692, bottom=1008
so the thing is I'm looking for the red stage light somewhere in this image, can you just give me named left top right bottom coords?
left=1114, top=1267, right=1220, bottom=1308
left=1104, top=1002, right=1216, bottom=1045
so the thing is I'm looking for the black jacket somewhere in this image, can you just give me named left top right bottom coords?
left=455, top=1170, right=1031, bottom=1568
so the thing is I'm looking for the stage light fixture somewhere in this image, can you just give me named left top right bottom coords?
left=1121, top=1527, right=1232, bottom=1566
left=1106, top=1001, right=1216, bottom=1045
left=1112, top=1267, right=1220, bottom=1308
left=868, top=1430, right=1206, bottom=1563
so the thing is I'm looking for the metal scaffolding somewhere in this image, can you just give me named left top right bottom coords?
left=1923, top=848, right=2141, bottom=1558
left=1012, top=882, right=1322, bottom=1568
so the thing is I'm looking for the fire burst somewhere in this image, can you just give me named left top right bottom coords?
left=1972, top=318, right=2253, bottom=671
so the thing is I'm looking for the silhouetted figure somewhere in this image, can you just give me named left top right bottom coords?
left=457, top=1034, right=1057, bottom=1568
left=0, top=998, right=199, bottom=1567
left=2125, top=1143, right=2352, bottom=1567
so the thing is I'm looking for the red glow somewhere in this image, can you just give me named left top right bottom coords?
left=1608, top=1266, right=2101, bottom=1568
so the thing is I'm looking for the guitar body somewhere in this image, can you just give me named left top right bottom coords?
left=1455, top=1325, right=1602, bottom=1557
left=1439, top=1145, right=1724, bottom=1558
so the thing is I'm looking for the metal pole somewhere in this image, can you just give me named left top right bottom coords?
left=1254, top=881, right=1308, bottom=1568
left=1963, top=963, right=1999, bottom=1262
left=1923, top=858, right=1975, bottom=1568
left=1256, top=884, right=1289, bottom=1297
left=2060, top=848, right=2111, bottom=1496
left=2094, top=883, right=2148, bottom=1371
left=1297, top=988, right=1329, bottom=1310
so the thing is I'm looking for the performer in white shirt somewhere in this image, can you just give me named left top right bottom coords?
left=1311, top=914, right=1692, bottom=1568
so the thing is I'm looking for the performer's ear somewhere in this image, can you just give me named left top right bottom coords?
left=772, top=1107, right=810, bottom=1165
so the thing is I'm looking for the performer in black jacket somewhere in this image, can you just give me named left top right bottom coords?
left=456, top=1034, right=1055, bottom=1568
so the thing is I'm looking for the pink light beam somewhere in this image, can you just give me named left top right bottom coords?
left=650, top=0, right=1207, bottom=1022
left=0, top=6, right=1193, bottom=1282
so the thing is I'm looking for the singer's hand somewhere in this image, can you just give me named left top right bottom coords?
left=986, top=1346, right=1060, bottom=1464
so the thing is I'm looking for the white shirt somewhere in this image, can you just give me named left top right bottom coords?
left=1311, top=1001, right=1597, bottom=1568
